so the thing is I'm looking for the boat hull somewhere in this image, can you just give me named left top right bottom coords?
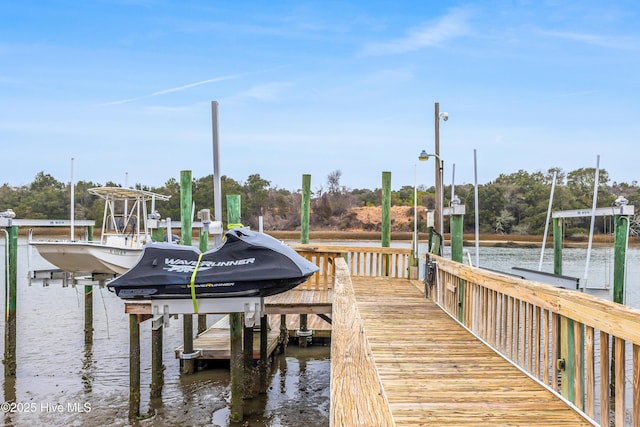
left=31, top=241, right=142, bottom=275
left=108, top=228, right=319, bottom=300
left=111, top=277, right=310, bottom=299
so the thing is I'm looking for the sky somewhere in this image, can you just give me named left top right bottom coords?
left=1, top=1, right=639, bottom=194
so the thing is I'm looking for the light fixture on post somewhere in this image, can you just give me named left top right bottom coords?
left=418, top=150, right=444, bottom=242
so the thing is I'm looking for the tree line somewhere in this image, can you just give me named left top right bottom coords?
left=1, top=168, right=639, bottom=237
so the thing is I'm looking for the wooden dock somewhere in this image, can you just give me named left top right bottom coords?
left=331, top=259, right=594, bottom=426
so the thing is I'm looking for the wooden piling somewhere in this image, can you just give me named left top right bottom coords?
left=180, top=170, right=195, bottom=375
left=259, top=314, right=269, bottom=393
left=301, top=174, right=311, bottom=244
left=129, top=314, right=141, bottom=420
left=451, top=211, right=464, bottom=320
left=229, top=313, right=244, bottom=422
left=613, top=213, right=628, bottom=304
left=150, top=320, right=164, bottom=398
left=4, top=225, right=18, bottom=377
left=84, top=285, right=93, bottom=345
left=381, top=172, right=391, bottom=276
left=553, top=218, right=563, bottom=275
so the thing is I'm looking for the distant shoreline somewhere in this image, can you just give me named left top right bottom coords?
left=22, top=228, right=639, bottom=248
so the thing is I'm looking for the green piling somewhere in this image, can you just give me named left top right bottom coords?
left=451, top=211, right=464, bottom=320
left=226, top=195, right=242, bottom=229
left=226, top=195, right=248, bottom=419
left=612, top=214, right=628, bottom=304
left=381, top=172, right=391, bottom=276
left=3, top=225, right=18, bottom=377
left=553, top=218, right=563, bottom=275
left=301, top=174, right=311, bottom=244
left=180, top=170, right=195, bottom=375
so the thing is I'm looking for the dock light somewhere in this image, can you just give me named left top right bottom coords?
left=0, top=209, right=15, bottom=227
left=418, top=151, right=445, bottom=237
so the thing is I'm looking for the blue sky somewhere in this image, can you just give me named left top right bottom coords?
left=1, top=1, right=639, bottom=193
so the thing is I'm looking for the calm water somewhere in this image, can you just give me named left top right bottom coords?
left=0, top=238, right=330, bottom=426
left=0, top=237, right=638, bottom=426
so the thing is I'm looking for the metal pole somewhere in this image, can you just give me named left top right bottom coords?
left=539, top=171, right=557, bottom=271
left=439, top=160, right=444, bottom=243
left=211, top=101, right=223, bottom=247
left=583, top=155, right=600, bottom=288
left=70, top=158, right=75, bottom=241
left=473, top=149, right=479, bottom=268
left=413, top=164, right=418, bottom=262
left=434, top=102, right=441, bottom=236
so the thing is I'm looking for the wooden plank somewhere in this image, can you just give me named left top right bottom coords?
left=615, top=337, right=625, bottom=427
left=175, top=315, right=281, bottom=360
left=634, top=344, right=639, bottom=427
left=330, top=258, right=395, bottom=427
left=600, top=331, right=610, bottom=427
left=585, top=326, right=595, bottom=418
left=345, top=276, right=593, bottom=426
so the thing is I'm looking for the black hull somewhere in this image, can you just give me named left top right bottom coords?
left=112, top=276, right=309, bottom=300
left=107, top=229, right=319, bottom=301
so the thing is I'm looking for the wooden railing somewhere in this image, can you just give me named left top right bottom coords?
left=427, top=253, right=640, bottom=427
left=330, top=257, right=395, bottom=426
left=292, top=244, right=411, bottom=280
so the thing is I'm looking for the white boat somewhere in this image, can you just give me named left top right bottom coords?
left=30, top=187, right=170, bottom=276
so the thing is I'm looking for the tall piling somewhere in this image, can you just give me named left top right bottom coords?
left=227, top=195, right=248, bottom=420
left=180, top=170, right=195, bottom=375
left=150, top=223, right=166, bottom=396
left=450, top=208, right=464, bottom=320
left=381, top=172, right=391, bottom=276
left=613, top=213, right=629, bottom=304
left=299, top=175, right=311, bottom=346
left=3, top=225, right=18, bottom=377
left=301, top=174, right=311, bottom=244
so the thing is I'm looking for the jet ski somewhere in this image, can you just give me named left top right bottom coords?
left=107, top=228, right=319, bottom=299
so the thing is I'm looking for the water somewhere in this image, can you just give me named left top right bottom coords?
left=1, top=237, right=638, bottom=426
left=0, top=238, right=330, bottom=426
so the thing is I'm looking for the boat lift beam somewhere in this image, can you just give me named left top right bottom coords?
left=552, top=205, right=634, bottom=218
left=150, top=297, right=264, bottom=328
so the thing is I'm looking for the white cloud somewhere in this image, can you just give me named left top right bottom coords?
left=362, top=9, right=472, bottom=56
left=540, top=30, right=640, bottom=51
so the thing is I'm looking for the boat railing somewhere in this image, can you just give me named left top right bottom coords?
left=291, top=245, right=412, bottom=283
left=427, top=253, right=640, bottom=427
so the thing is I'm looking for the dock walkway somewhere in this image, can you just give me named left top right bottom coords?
left=331, top=270, right=593, bottom=426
